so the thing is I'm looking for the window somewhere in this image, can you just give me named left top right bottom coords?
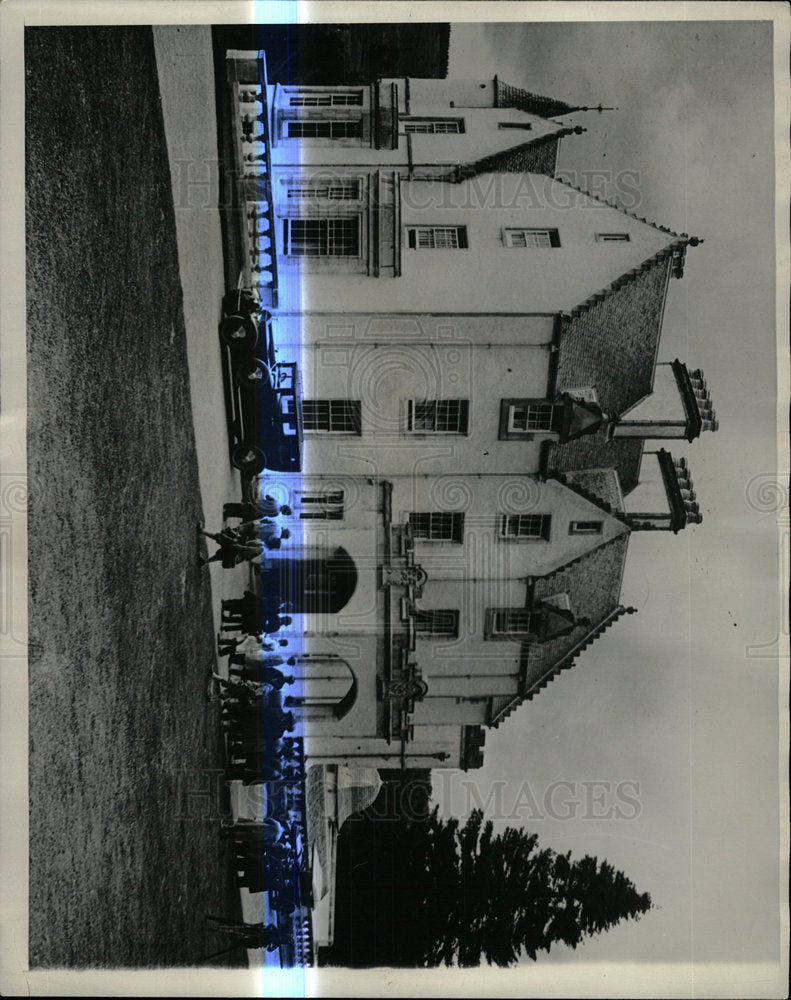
left=408, top=399, right=469, bottom=434
left=285, top=120, right=362, bottom=139
left=303, top=400, right=361, bottom=434
left=413, top=609, right=459, bottom=638
left=596, top=233, right=631, bottom=242
left=508, top=403, right=556, bottom=432
left=569, top=520, right=603, bottom=535
left=298, top=490, right=345, bottom=520
left=288, top=91, right=363, bottom=107
left=403, top=119, right=464, bottom=134
left=282, top=218, right=360, bottom=257
left=499, top=514, right=552, bottom=540
left=498, top=122, right=533, bottom=130
left=486, top=608, right=535, bottom=639
left=504, top=228, right=561, bottom=248
left=499, top=399, right=562, bottom=440
left=409, top=512, right=465, bottom=542
left=286, top=181, right=361, bottom=201
left=407, top=226, right=468, bottom=249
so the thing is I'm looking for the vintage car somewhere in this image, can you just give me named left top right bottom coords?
left=219, top=287, right=303, bottom=475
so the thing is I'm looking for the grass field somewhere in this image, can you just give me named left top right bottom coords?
left=25, top=26, right=244, bottom=967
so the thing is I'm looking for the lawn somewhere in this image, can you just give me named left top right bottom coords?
left=25, top=26, right=244, bottom=967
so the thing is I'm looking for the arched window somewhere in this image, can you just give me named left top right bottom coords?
left=258, top=546, right=358, bottom=614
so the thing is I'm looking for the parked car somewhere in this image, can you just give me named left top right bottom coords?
left=219, top=287, right=303, bottom=475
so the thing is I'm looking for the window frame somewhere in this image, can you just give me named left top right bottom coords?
left=287, top=90, right=364, bottom=107
left=595, top=232, right=631, bottom=242
left=406, top=225, right=469, bottom=250
left=302, top=399, right=362, bottom=435
left=297, top=489, right=345, bottom=520
left=485, top=608, right=536, bottom=640
left=569, top=520, right=604, bottom=535
left=284, top=119, right=364, bottom=140
left=498, top=514, right=552, bottom=541
left=408, top=512, right=465, bottom=543
left=281, top=217, right=361, bottom=258
left=498, top=399, right=562, bottom=441
left=413, top=609, right=460, bottom=639
left=503, top=228, right=561, bottom=249
left=401, top=117, right=465, bottom=134
left=407, top=399, right=470, bottom=435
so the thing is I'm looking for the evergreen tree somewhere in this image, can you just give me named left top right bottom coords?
left=407, top=807, right=652, bottom=967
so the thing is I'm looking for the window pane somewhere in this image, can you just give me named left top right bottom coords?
left=491, top=609, right=533, bottom=635
left=408, top=226, right=467, bottom=249
left=286, top=218, right=359, bottom=257
left=500, top=514, right=551, bottom=538
left=303, top=400, right=361, bottom=433
left=510, top=403, right=554, bottom=431
left=410, top=399, right=468, bottom=433
left=506, top=228, right=560, bottom=248
left=414, top=610, right=459, bottom=637
left=409, top=512, right=464, bottom=542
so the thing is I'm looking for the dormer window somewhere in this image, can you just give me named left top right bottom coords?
left=499, top=399, right=562, bottom=439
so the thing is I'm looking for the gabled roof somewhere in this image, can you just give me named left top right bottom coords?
left=542, top=251, right=675, bottom=492
left=494, top=77, right=581, bottom=119
left=489, top=535, right=633, bottom=727
left=561, top=469, right=625, bottom=513
left=449, top=128, right=578, bottom=182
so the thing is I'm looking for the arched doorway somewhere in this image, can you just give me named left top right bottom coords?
left=258, top=545, right=358, bottom=614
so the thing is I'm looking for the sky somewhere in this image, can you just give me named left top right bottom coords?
left=438, top=19, right=783, bottom=966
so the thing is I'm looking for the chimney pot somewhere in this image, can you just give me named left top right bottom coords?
left=686, top=510, right=703, bottom=524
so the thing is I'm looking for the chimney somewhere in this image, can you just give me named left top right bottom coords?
left=610, top=361, right=719, bottom=441
left=623, top=450, right=703, bottom=532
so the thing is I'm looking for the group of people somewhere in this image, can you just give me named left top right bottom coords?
left=200, top=494, right=309, bottom=957
left=197, top=495, right=294, bottom=568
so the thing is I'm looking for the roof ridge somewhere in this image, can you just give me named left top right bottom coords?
left=552, top=174, right=704, bottom=243
left=560, top=244, right=685, bottom=321
left=449, top=127, right=582, bottom=183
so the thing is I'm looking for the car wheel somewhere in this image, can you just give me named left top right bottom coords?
left=220, top=313, right=257, bottom=353
left=235, top=357, right=272, bottom=387
left=231, top=443, right=267, bottom=474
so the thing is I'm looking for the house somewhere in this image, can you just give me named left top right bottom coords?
left=219, top=50, right=718, bottom=774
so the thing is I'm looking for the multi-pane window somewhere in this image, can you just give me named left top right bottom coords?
left=487, top=609, right=535, bottom=639
left=286, top=181, right=361, bottom=201
left=303, top=400, right=361, bottom=434
left=408, top=399, right=469, bottom=434
left=285, top=120, right=362, bottom=139
left=282, top=218, right=359, bottom=257
left=569, top=520, right=603, bottom=535
left=595, top=233, right=631, bottom=242
left=499, top=514, right=552, bottom=540
left=298, top=490, right=345, bottom=520
left=413, top=609, right=459, bottom=638
left=504, top=228, right=561, bottom=248
left=402, top=119, right=464, bottom=134
left=288, top=92, right=363, bottom=106
left=508, top=403, right=557, bottom=432
left=407, top=226, right=468, bottom=249
left=409, top=512, right=465, bottom=542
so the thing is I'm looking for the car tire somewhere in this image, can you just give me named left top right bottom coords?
left=231, top=443, right=267, bottom=474
left=220, top=313, right=258, bottom=354
left=235, top=357, right=271, bottom=388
